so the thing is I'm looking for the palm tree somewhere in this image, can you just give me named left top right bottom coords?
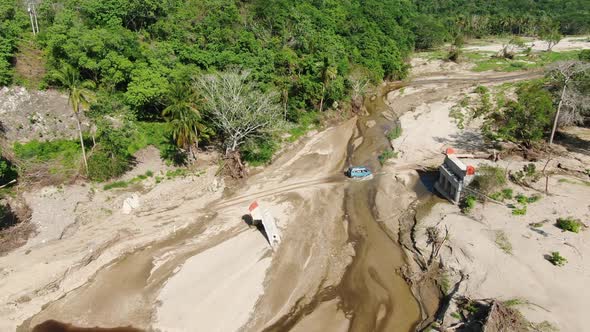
left=162, top=83, right=210, bottom=161
left=51, top=64, right=95, bottom=174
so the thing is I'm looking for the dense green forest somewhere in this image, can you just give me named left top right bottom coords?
left=8, top=0, right=417, bottom=118
left=0, top=0, right=589, bottom=182
left=415, top=0, right=590, bottom=36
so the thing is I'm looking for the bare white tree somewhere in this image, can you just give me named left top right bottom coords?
left=195, top=69, right=283, bottom=155
left=557, top=88, right=590, bottom=126
left=546, top=61, right=590, bottom=144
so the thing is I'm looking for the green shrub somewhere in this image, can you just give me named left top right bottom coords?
left=512, top=206, right=527, bottom=215
left=527, top=194, right=541, bottom=203
left=490, top=188, right=514, bottom=201
left=166, top=169, right=188, bottom=179
left=439, top=272, right=451, bottom=295
left=288, top=111, right=320, bottom=141
left=145, top=170, right=154, bottom=177
left=523, top=163, right=537, bottom=177
left=449, top=105, right=465, bottom=129
left=547, top=251, right=567, bottom=266
left=472, top=165, right=506, bottom=194
left=128, top=122, right=173, bottom=155
left=242, top=137, right=279, bottom=167
left=475, top=85, right=489, bottom=94
left=579, top=49, right=590, bottom=62
left=515, top=193, right=528, bottom=204
left=489, top=192, right=503, bottom=201
left=88, top=149, right=130, bottom=182
left=511, top=163, right=540, bottom=183
left=484, top=82, right=554, bottom=147
left=13, top=139, right=83, bottom=180
left=464, top=301, right=479, bottom=314
left=87, top=122, right=135, bottom=182
left=556, top=217, right=583, bottom=233
left=461, top=195, right=477, bottom=213
left=386, top=125, right=402, bottom=141
left=103, top=181, right=128, bottom=190
left=474, top=89, right=493, bottom=118
left=14, top=139, right=81, bottom=161
left=378, top=149, right=397, bottom=165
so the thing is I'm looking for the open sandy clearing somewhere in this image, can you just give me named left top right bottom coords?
left=464, top=36, right=590, bottom=53
left=155, top=230, right=272, bottom=332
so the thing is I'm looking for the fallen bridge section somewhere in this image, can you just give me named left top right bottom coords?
left=249, top=201, right=282, bottom=250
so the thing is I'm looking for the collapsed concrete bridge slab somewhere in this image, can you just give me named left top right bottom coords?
left=434, top=149, right=476, bottom=204
left=248, top=201, right=282, bottom=250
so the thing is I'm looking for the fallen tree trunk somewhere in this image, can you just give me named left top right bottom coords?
left=0, top=179, right=16, bottom=189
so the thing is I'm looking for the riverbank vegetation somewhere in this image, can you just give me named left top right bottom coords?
left=454, top=57, right=589, bottom=154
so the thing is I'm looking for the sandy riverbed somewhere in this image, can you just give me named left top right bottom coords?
left=390, top=79, right=590, bottom=331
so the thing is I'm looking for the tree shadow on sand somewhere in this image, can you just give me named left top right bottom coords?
left=433, top=131, right=489, bottom=151
left=554, top=132, right=589, bottom=155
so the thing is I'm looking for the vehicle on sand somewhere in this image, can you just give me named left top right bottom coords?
left=345, top=166, right=373, bottom=179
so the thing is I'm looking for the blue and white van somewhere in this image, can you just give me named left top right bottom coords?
left=345, top=166, right=372, bottom=178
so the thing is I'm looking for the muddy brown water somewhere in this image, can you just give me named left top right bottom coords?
left=264, top=83, right=421, bottom=332
left=31, top=319, right=142, bottom=332
left=334, top=84, right=421, bottom=331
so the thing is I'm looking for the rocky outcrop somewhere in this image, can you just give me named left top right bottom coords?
left=0, top=87, right=89, bottom=143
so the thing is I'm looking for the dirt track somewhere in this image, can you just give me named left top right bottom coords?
left=2, top=70, right=541, bottom=332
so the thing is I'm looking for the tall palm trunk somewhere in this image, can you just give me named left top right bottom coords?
left=74, top=111, right=88, bottom=174
left=283, top=89, right=288, bottom=120
left=549, top=82, right=568, bottom=145
left=319, top=85, right=325, bottom=112
left=193, top=126, right=199, bottom=161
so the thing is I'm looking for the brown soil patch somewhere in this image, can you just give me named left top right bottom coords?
left=0, top=198, right=34, bottom=256
left=0, top=219, right=36, bottom=256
